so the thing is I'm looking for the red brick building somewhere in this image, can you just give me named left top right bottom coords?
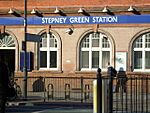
left=0, top=0, right=150, bottom=78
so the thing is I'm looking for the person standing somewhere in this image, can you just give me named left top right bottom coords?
left=115, top=67, right=128, bottom=93
left=0, top=55, right=10, bottom=113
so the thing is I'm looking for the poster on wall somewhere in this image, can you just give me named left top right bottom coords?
left=115, top=52, right=127, bottom=71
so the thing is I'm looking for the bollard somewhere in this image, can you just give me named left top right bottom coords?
left=93, top=80, right=97, bottom=113
left=84, top=84, right=90, bottom=100
left=93, top=68, right=108, bottom=113
left=65, top=84, right=70, bottom=100
left=93, top=68, right=102, bottom=113
left=47, top=84, right=54, bottom=100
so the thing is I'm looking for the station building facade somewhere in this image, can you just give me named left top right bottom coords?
left=0, top=0, right=150, bottom=77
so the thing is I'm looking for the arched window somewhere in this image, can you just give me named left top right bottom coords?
left=133, top=33, right=150, bottom=71
left=0, top=33, right=15, bottom=49
left=40, top=32, right=58, bottom=70
left=80, top=32, right=111, bottom=71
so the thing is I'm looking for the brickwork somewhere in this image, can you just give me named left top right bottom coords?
left=5, top=24, right=150, bottom=77
left=0, top=0, right=149, bottom=8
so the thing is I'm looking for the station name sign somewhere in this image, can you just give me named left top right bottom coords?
left=0, top=15, right=150, bottom=25
left=41, top=16, right=118, bottom=24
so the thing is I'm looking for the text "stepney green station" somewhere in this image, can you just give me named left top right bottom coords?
left=41, top=16, right=118, bottom=24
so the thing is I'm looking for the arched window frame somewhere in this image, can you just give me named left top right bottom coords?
left=79, top=32, right=111, bottom=71
left=133, top=33, right=150, bottom=72
left=0, top=33, right=16, bottom=49
left=39, top=32, right=59, bottom=70
left=0, top=31, right=19, bottom=71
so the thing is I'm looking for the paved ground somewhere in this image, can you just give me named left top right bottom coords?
left=6, top=101, right=93, bottom=113
left=6, top=107, right=92, bottom=113
left=32, top=109, right=92, bottom=113
left=8, top=96, right=149, bottom=113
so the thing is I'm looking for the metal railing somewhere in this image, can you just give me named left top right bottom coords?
left=14, top=76, right=95, bottom=103
left=113, top=76, right=150, bottom=113
left=14, top=74, right=150, bottom=112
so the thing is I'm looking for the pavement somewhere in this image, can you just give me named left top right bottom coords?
left=6, top=99, right=93, bottom=113
left=8, top=98, right=149, bottom=113
left=7, top=99, right=93, bottom=107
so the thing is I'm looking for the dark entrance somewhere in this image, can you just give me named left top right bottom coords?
left=0, top=50, right=15, bottom=77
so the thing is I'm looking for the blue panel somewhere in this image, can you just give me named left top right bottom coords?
left=20, top=52, right=33, bottom=72
left=0, top=17, right=23, bottom=25
left=0, top=15, right=150, bottom=25
left=27, top=15, right=150, bottom=25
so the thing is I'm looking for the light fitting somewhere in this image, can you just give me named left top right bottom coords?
left=77, top=8, right=90, bottom=16
left=54, top=7, right=61, bottom=13
left=102, top=7, right=109, bottom=13
left=8, top=8, right=15, bottom=14
left=128, top=6, right=135, bottom=12
left=65, top=28, right=73, bottom=35
left=31, top=8, right=37, bottom=14
left=8, top=8, right=21, bottom=17
left=78, top=8, right=85, bottom=13
left=31, top=8, right=43, bottom=17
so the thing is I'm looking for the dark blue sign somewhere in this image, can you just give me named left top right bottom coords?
left=0, top=15, right=150, bottom=25
left=28, top=16, right=118, bottom=25
left=20, top=52, right=33, bottom=72
left=0, top=17, right=23, bottom=25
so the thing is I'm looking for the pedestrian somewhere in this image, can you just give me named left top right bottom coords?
left=115, top=67, right=128, bottom=93
left=0, top=55, right=10, bottom=113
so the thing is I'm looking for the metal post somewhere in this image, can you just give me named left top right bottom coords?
left=81, top=76, right=83, bottom=103
left=43, top=77, right=46, bottom=102
left=107, top=66, right=113, bottom=113
left=97, top=68, right=102, bottom=113
left=23, top=0, right=28, bottom=100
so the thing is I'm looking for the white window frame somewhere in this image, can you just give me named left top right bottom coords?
left=80, top=32, right=111, bottom=71
left=0, top=33, right=15, bottom=49
left=133, top=33, right=150, bottom=72
left=39, top=33, right=58, bottom=70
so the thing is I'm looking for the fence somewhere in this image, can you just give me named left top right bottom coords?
left=14, top=76, right=95, bottom=103
left=14, top=74, right=150, bottom=112
left=112, top=76, right=150, bottom=113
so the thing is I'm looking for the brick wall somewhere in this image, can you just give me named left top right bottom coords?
left=0, top=0, right=149, bottom=8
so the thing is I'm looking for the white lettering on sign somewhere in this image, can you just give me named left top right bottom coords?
left=92, top=16, right=118, bottom=23
left=41, top=16, right=118, bottom=24
left=42, top=17, right=67, bottom=24
left=69, top=17, right=90, bottom=24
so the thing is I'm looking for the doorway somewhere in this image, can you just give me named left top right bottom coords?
left=0, top=50, right=15, bottom=77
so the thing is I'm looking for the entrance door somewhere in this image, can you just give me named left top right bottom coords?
left=0, top=50, right=15, bottom=76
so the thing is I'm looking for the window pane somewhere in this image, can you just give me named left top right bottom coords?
left=50, top=51, right=57, bottom=68
left=145, top=51, right=150, bottom=69
left=50, top=35, right=57, bottom=48
left=145, top=34, right=150, bottom=48
left=134, top=37, right=142, bottom=48
left=92, top=39, right=99, bottom=47
left=92, top=33, right=99, bottom=47
left=81, top=37, right=89, bottom=48
left=81, top=51, right=89, bottom=68
left=92, top=51, right=99, bottom=68
left=40, top=51, right=47, bottom=68
left=134, top=51, right=142, bottom=69
left=50, top=38, right=54, bottom=47
left=102, top=51, right=110, bottom=68
left=42, top=38, right=47, bottom=47
left=40, top=33, right=47, bottom=47
left=102, top=37, right=110, bottom=48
